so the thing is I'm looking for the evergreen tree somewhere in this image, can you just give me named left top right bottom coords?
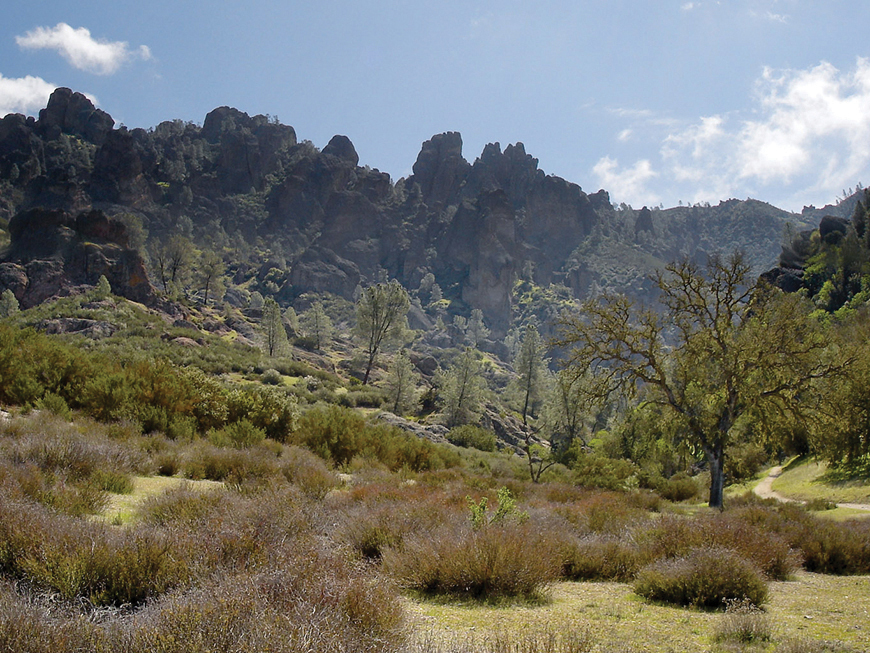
left=0, top=290, right=19, bottom=318
left=467, top=308, right=490, bottom=347
left=511, top=323, right=547, bottom=425
left=441, top=348, right=487, bottom=427
left=355, top=281, right=410, bottom=385
left=384, top=349, right=420, bottom=415
left=299, top=301, right=333, bottom=350
left=262, top=298, right=289, bottom=357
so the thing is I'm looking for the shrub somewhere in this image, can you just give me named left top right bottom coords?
left=383, top=521, right=559, bottom=601
left=207, top=419, right=266, bottom=449
left=447, top=424, right=497, bottom=452
left=279, top=446, right=338, bottom=499
left=798, top=519, right=870, bottom=575
left=633, top=547, right=769, bottom=608
left=561, top=535, right=643, bottom=581
left=572, top=455, right=637, bottom=491
left=713, top=598, right=773, bottom=646
left=655, top=472, right=699, bottom=502
left=261, top=368, right=282, bottom=385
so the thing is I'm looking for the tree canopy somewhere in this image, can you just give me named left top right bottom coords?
left=557, top=252, right=845, bottom=508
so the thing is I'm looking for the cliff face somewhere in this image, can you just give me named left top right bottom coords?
left=0, top=88, right=802, bottom=332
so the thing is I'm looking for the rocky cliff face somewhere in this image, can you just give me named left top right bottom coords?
left=0, top=88, right=804, bottom=332
left=1, top=207, right=154, bottom=308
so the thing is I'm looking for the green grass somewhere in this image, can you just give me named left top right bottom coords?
left=404, top=573, right=870, bottom=652
left=97, top=475, right=224, bottom=525
left=774, top=459, right=870, bottom=507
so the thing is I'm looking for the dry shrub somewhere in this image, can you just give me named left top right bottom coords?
left=560, top=535, right=643, bottom=582
left=383, top=520, right=560, bottom=601
left=799, top=519, right=870, bottom=575
left=280, top=444, right=339, bottom=498
left=713, top=598, right=773, bottom=645
left=558, top=491, right=651, bottom=535
left=705, top=512, right=800, bottom=580
left=633, top=547, right=768, bottom=608
left=180, top=441, right=280, bottom=483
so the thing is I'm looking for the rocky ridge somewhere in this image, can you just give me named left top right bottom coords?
left=0, top=88, right=808, bottom=332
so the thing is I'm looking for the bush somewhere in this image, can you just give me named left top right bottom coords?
left=713, top=598, right=773, bottom=646
left=799, top=519, right=870, bottom=575
left=560, top=535, right=643, bottom=581
left=447, top=424, right=497, bottom=452
left=655, top=472, right=699, bottom=502
left=207, top=419, right=266, bottom=449
left=633, top=547, right=769, bottom=608
left=383, top=521, right=559, bottom=601
left=572, top=455, right=637, bottom=491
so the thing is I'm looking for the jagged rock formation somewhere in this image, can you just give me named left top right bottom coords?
left=0, top=88, right=808, bottom=331
left=1, top=207, right=154, bottom=308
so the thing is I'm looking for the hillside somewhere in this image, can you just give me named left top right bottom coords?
left=0, top=88, right=813, bottom=334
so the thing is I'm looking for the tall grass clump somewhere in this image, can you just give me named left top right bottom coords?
left=633, top=547, right=768, bottom=608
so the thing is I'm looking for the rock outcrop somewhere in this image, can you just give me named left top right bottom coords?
left=1, top=207, right=154, bottom=307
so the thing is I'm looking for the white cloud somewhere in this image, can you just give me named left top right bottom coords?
left=681, top=2, right=698, bottom=10
left=593, top=156, right=659, bottom=207
left=0, top=74, right=56, bottom=116
left=602, top=58, right=870, bottom=210
left=617, top=129, right=633, bottom=142
left=16, top=23, right=152, bottom=75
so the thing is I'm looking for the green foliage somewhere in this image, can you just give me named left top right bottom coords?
left=440, top=347, right=487, bottom=427
left=0, top=290, right=19, bottom=318
left=293, top=404, right=459, bottom=471
left=447, top=424, right=497, bottom=451
left=355, top=280, right=410, bottom=384
left=382, top=349, right=419, bottom=415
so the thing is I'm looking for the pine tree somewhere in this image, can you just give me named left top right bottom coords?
left=384, top=349, right=420, bottom=415
left=0, top=289, right=19, bottom=318
left=300, top=301, right=333, bottom=350
left=262, top=298, right=289, bottom=357
left=441, top=348, right=487, bottom=427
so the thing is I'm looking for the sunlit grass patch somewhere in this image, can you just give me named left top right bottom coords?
left=97, top=475, right=224, bottom=525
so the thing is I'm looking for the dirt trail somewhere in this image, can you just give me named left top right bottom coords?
left=753, top=466, right=870, bottom=512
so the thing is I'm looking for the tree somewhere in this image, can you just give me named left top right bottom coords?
left=151, top=234, right=194, bottom=295
left=511, top=323, right=547, bottom=426
left=557, top=252, right=843, bottom=509
left=262, top=298, right=289, bottom=357
left=467, top=309, right=490, bottom=348
left=299, top=301, right=333, bottom=350
left=355, top=281, right=410, bottom=385
left=93, top=275, right=112, bottom=300
left=384, top=349, right=420, bottom=415
left=441, top=347, right=487, bottom=427
left=197, top=249, right=226, bottom=305
left=0, top=290, right=19, bottom=318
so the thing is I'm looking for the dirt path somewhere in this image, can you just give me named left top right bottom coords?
left=753, top=466, right=870, bottom=512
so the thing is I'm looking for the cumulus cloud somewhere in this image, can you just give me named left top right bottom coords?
left=593, top=156, right=659, bottom=207
left=16, top=23, right=152, bottom=75
left=0, top=74, right=56, bottom=116
left=599, top=58, right=870, bottom=209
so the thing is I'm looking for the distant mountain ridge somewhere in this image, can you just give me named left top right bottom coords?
left=0, top=88, right=816, bottom=332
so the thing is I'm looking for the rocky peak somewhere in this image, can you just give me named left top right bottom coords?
left=322, top=135, right=359, bottom=166
left=37, top=87, right=114, bottom=146
left=409, top=131, right=470, bottom=209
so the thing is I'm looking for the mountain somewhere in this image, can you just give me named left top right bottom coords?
left=0, top=88, right=813, bottom=334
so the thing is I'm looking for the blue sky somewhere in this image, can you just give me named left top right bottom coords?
left=2, top=1, right=869, bottom=212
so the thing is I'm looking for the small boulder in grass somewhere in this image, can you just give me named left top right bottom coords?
left=633, top=547, right=768, bottom=609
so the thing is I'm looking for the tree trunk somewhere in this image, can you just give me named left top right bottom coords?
left=707, top=448, right=725, bottom=510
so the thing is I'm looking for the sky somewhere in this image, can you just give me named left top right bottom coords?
left=2, top=1, right=870, bottom=212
